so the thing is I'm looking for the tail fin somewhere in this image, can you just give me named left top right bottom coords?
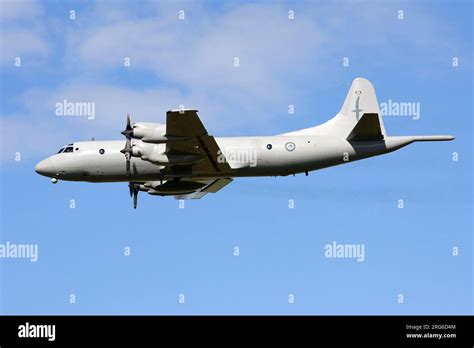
left=282, top=77, right=455, bottom=144
left=307, top=78, right=387, bottom=140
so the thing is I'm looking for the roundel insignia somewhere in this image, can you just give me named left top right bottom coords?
left=285, top=142, right=296, bottom=152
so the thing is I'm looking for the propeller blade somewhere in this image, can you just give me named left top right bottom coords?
left=121, top=114, right=133, bottom=137
left=126, top=157, right=131, bottom=174
left=133, top=190, right=138, bottom=209
left=128, top=183, right=139, bottom=209
left=120, top=139, right=131, bottom=155
left=120, top=131, right=132, bottom=175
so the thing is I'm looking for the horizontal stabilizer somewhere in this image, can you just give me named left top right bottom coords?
left=347, top=113, right=384, bottom=142
left=412, top=135, right=455, bottom=142
left=384, top=135, right=455, bottom=151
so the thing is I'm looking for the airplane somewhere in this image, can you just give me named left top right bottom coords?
left=35, top=77, right=454, bottom=208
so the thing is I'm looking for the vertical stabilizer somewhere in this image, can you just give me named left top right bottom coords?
left=332, top=77, right=387, bottom=138
left=285, top=78, right=388, bottom=139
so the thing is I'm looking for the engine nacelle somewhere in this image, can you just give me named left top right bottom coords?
left=131, top=142, right=203, bottom=166
left=132, top=122, right=166, bottom=143
left=131, top=142, right=163, bottom=159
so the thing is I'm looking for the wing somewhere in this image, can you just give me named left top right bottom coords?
left=174, top=178, right=233, bottom=200
left=165, top=110, right=231, bottom=174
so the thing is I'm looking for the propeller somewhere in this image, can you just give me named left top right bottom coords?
left=121, top=113, right=133, bottom=137
left=120, top=114, right=133, bottom=175
left=129, top=183, right=139, bottom=209
left=122, top=115, right=139, bottom=209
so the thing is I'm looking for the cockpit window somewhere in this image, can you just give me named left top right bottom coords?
left=57, top=145, right=74, bottom=154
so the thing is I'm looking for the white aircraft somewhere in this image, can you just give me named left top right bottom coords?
left=35, top=78, right=454, bottom=208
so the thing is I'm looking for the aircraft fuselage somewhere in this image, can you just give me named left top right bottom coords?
left=35, top=135, right=414, bottom=183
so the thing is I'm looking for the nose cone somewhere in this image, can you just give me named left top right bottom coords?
left=35, top=158, right=57, bottom=177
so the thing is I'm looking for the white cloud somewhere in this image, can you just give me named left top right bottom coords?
left=0, top=0, right=43, bottom=22
left=0, top=29, right=49, bottom=64
left=0, top=0, right=49, bottom=65
left=75, top=4, right=324, bottom=99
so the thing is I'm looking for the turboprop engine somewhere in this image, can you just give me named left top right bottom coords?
left=121, top=114, right=190, bottom=144
left=120, top=114, right=203, bottom=170
left=120, top=114, right=207, bottom=208
left=131, top=142, right=203, bottom=166
left=127, top=122, right=167, bottom=143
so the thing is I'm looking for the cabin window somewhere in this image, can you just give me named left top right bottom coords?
left=266, top=144, right=272, bottom=150
left=99, top=149, right=105, bottom=155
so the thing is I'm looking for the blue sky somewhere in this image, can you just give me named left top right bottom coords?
left=0, top=0, right=472, bottom=314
